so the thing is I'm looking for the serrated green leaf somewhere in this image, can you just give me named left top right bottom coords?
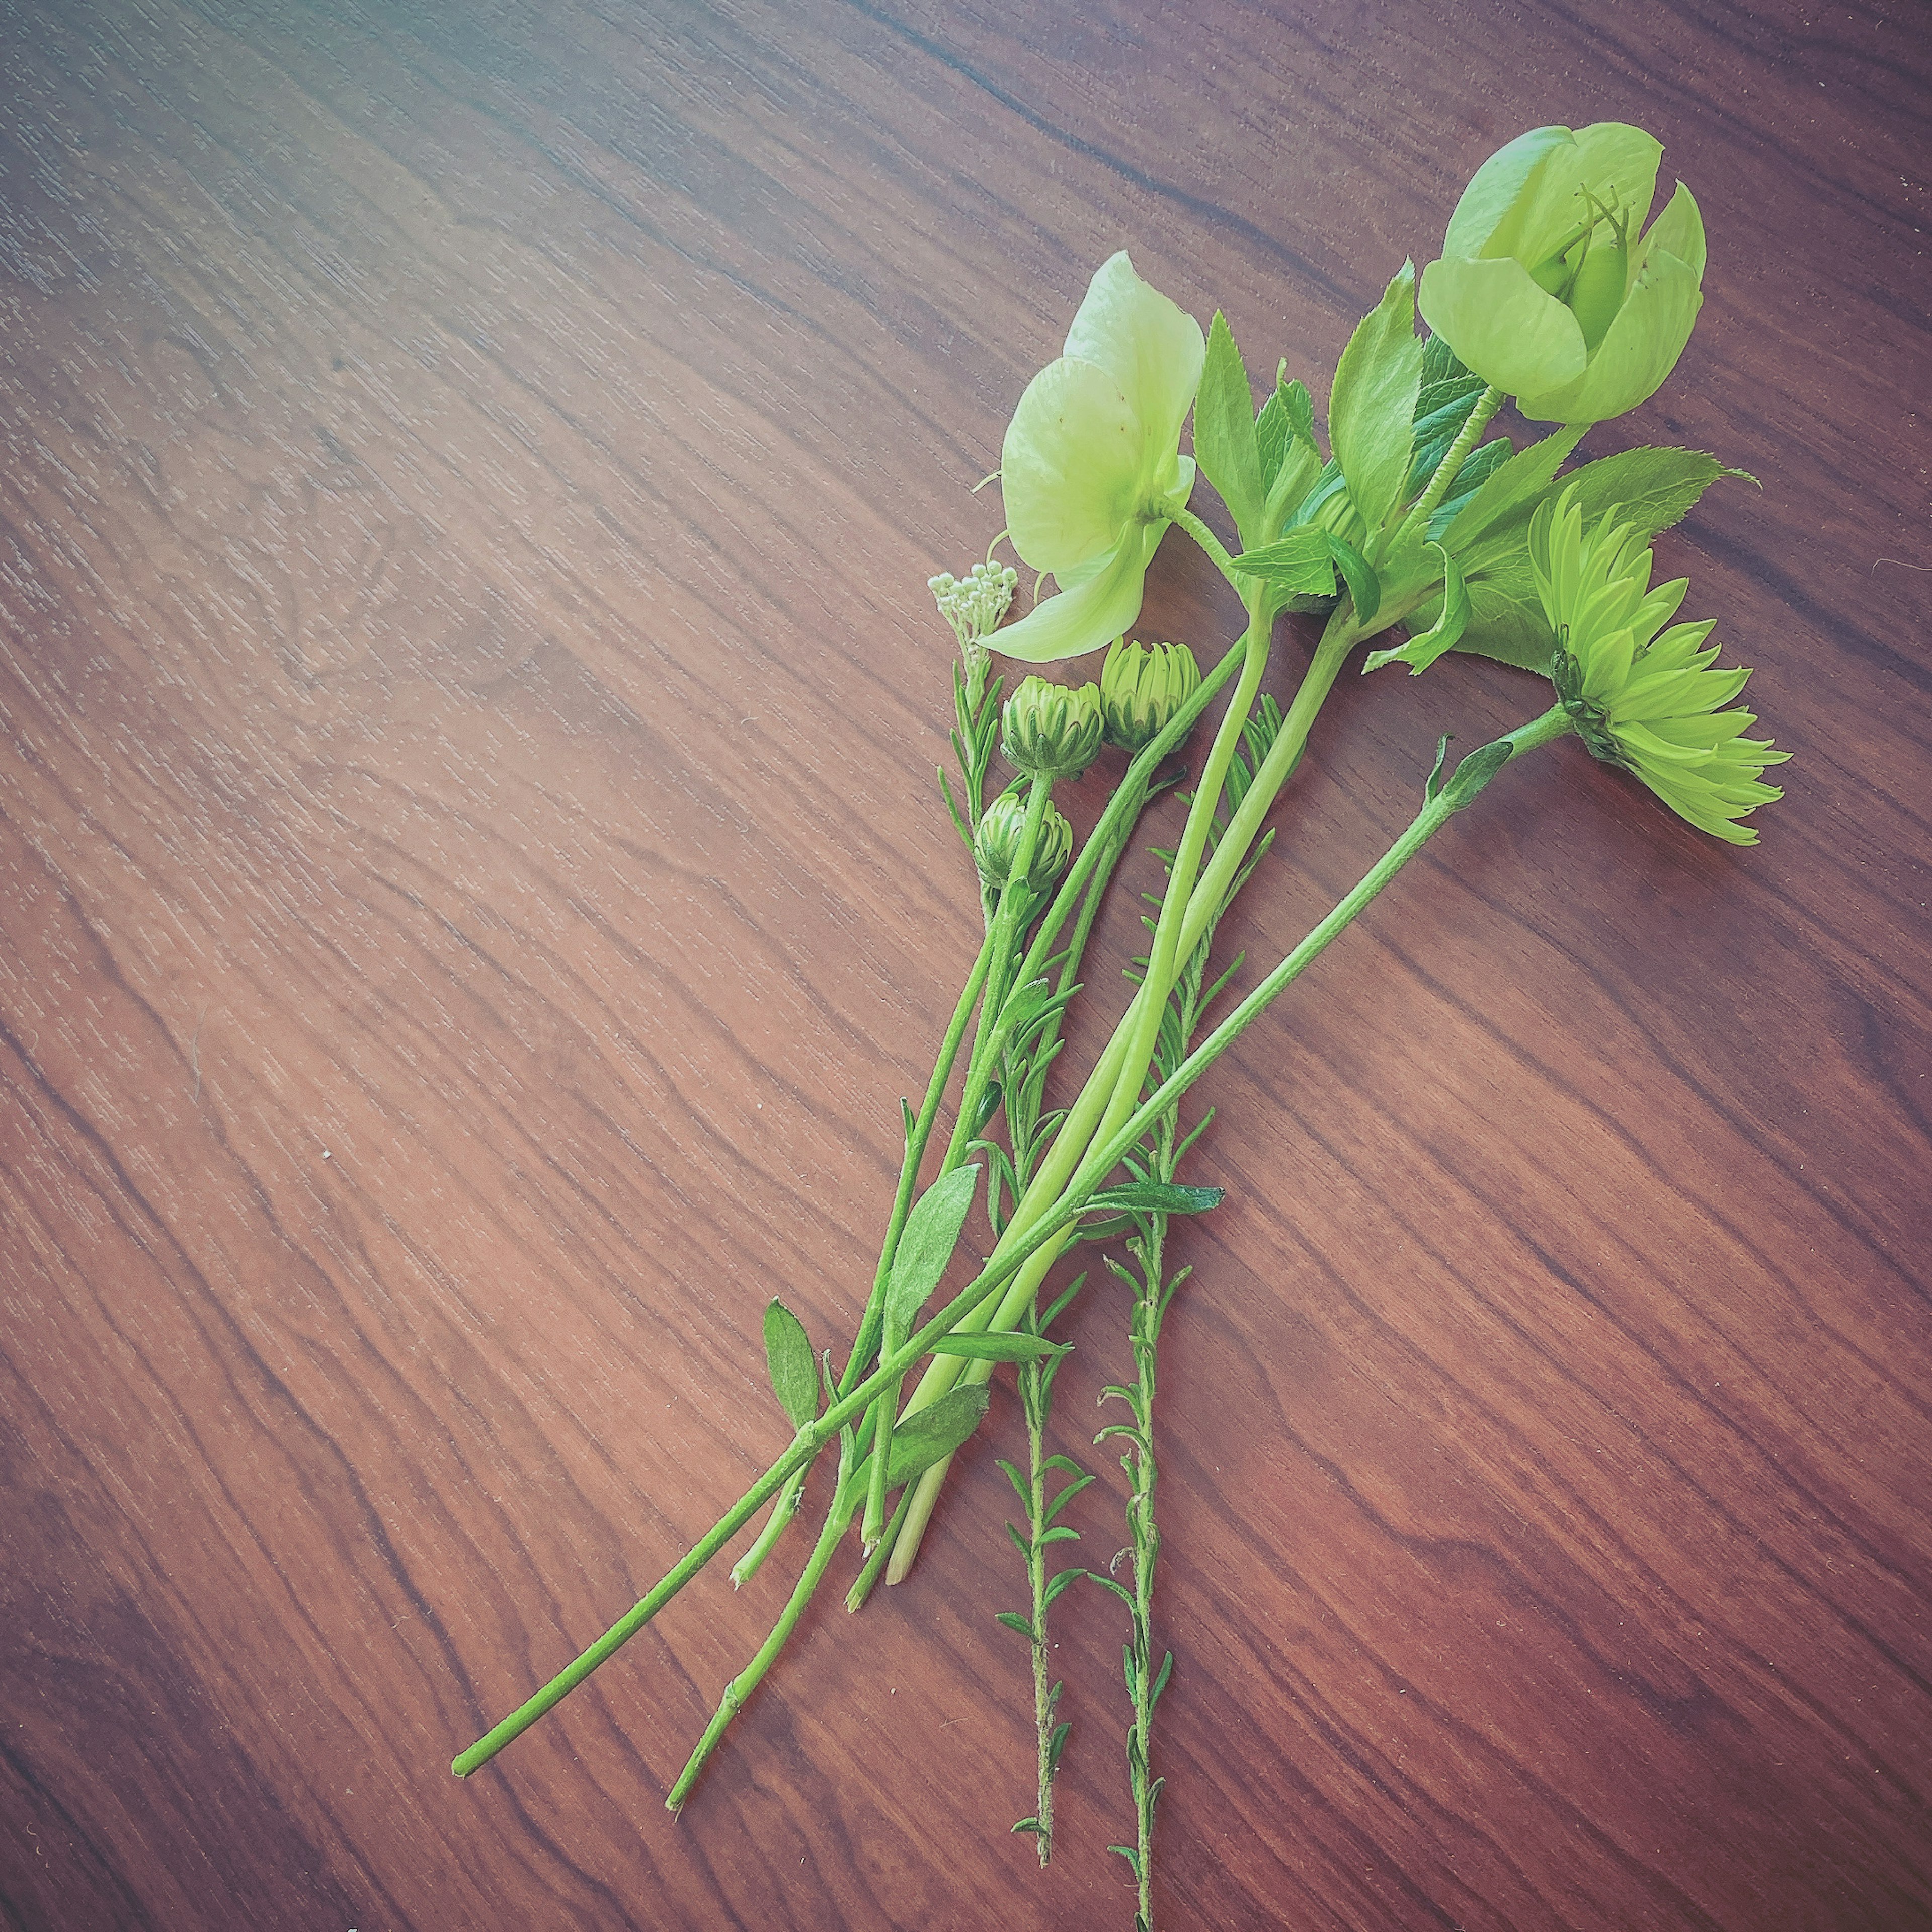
left=1420, top=331, right=1470, bottom=387
left=1442, top=424, right=1587, bottom=560
left=1430, top=435, right=1512, bottom=535
left=1364, top=543, right=1468, bottom=675
left=1195, top=311, right=1266, bottom=547
left=1257, top=374, right=1322, bottom=535
left=927, top=1330, right=1069, bottom=1364
left=884, top=1164, right=980, bottom=1341
left=1554, top=445, right=1731, bottom=542
left=763, top=1299, right=818, bottom=1429
left=1329, top=261, right=1424, bottom=531
left=1453, top=578, right=1558, bottom=672
left=1231, top=526, right=1336, bottom=596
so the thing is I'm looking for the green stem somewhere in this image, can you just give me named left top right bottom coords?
left=1392, top=383, right=1503, bottom=553
left=1168, top=505, right=1244, bottom=590
left=1011, top=639, right=1246, bottom=1007
left=844, top=1484, right=913, bottom=1613
left=1025, top=1380, right=1059, bottom=1866
left=860, top=779, right=1052, bottom=1546
left=1126, top=1223, right=1164, bottom=1932
left=451, top=708, right=1569, bottom=1781
left=668, top=1442, right=859, bottom=1811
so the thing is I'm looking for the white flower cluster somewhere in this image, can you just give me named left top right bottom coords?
left=929, top=560, right=1019, bottom=669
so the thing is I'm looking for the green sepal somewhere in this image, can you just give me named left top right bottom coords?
left=762, top=1299, right=818, bottom=1429
left=1194, top=311, right=1266, bottom=547
left=1329, top=260, right=1424, bottom=531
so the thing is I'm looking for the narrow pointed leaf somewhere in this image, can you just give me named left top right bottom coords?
left=884, top=1164, right=980, bottom=1339
left=1194, top=311, right=1266, bottom=546
left=927, top=1330, right=1070, bottom=1364
left=1084, top=1179, right=1225, bottom=1217
left=763, top=1299, right=818, bottom=1429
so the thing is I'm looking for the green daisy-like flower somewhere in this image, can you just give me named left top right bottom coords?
left=1531, top=485, right=1788, bottom=845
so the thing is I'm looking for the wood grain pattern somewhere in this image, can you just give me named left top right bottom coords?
left=2, top=0, right=1927, bottom=1925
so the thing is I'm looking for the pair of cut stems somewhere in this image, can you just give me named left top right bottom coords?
left=453, top=680, right=1578, bottom=1784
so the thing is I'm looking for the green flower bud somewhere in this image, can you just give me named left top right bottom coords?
left=1099, top=638, right=1202, bottom=752
left=1418, top=123, right=1705, bottom=427
left=1001, top=676, right=1104, bottom=780
left=974, top=790, right=1074, bottom=893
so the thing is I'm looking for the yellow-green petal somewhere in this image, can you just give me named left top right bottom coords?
left=1419, top=253, right=1588, bottom=399
left=1518, top=243, right=1703, bottom=425
left=1490, top=123, right=1662, bottom=270
left=1638, top=181, right=1707, bottom=287
left=1001, top=356, right=1145, bottom=574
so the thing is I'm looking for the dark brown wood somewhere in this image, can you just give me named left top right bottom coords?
left=3, top=0, right=1927, bottom=1925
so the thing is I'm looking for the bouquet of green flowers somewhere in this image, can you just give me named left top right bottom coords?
left=450, top=121, right=1785, bottom=1930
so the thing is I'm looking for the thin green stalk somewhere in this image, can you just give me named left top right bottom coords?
left=730, top=928, right=998, bottom=1591
left=834, top=931, right=997, bottom=1409
left=1167, top=504, right=1244, bottom=590
left=1391, top=383, right=1503, bottom=553
left=861, top=779, right=1053, bottom=1546
left=668, top=1434, right=860, bottom=1811
left=452, top=708, right=1569, bottom=1781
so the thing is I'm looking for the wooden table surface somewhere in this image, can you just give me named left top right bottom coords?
left=3, top=1, right=1927, bottom=1927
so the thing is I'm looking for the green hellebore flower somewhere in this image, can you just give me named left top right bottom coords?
left=1418, top=123, right=1706, bottom=426
left=1532, top=485, right=1788, bottom=845
left=994, top=253, right=1206, bottom=663
left=1002, top=675, right=1105, bottom=781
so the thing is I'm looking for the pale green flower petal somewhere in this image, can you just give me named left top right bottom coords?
left=1419, top=253, right=1587, bottom=398
left=993, top=521, right=1163, bottom=665
left=1519, top=242, right=1702, bottom=424
left=1487, top=123, right=1661, bottom=268
left=1001, top=356, right=1145, bottom=574
left=1443, top=124, right=1572, bottom=257
left=1062, top=252, right=1207, bottom=481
